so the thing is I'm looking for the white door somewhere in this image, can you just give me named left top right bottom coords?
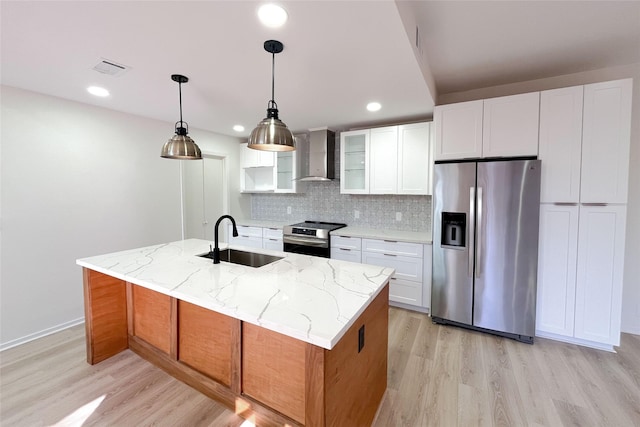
left=535, top=204, right=579, bottom=337
left=538, top=86, right=583, bottom=203
left=574, top=204, right=626, bottom=346
left=182, top=155, right=227, bottom=241
left=580, top=79, right=632, bottom=204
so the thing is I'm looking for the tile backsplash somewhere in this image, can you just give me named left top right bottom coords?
left=251, top=181, right=431, bottom=231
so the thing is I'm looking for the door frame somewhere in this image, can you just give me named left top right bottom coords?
left=180, top=151, right=230, bottom=240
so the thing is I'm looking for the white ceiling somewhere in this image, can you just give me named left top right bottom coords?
left=2, top=1, right=639, bottom=139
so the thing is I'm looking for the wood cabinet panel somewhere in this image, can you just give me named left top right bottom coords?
left=178, top=300, right=235, bottom=386
left=242, top=323, right=306, bottom=424
left=324, top=285, right=389, bottom=427
left=131, top=285, right=172, bottom=354
left=83, top=268, right=128, bottom=364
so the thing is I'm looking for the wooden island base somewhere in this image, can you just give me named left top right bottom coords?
left=83, top=268, right=389, bottom=427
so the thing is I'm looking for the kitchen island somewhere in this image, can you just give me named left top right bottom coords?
left=77, top=239, right=393, bottom=427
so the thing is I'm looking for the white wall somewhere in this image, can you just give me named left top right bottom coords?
left=439, top=63, right=640, bottom=335
left=0, top=86, right=247, bottom=348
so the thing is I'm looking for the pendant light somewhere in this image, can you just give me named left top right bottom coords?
left=248, top=40, right=295, bottom=152
left=161, top=74, right=202, bottom=160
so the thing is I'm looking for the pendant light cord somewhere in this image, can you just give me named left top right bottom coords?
left=178, top=81, right=184, bottom=124
left=270, top=51, right=276, bottom=108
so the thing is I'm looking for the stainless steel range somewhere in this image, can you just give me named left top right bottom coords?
left=283, top=221, right=347, bottom=258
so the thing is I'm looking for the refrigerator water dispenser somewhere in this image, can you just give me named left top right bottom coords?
left=441, top=212, right=466, bottom=248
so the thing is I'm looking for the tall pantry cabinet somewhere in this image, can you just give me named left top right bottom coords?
left=536, top=79, right=632, bottom=350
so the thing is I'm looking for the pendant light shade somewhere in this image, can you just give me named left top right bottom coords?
left=248, top=40, right=295, bottom=152
left=161, top=74, right=202, bottom=160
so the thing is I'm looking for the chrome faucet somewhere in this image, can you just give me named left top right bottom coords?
left=213, top=215, right=238, bottom=264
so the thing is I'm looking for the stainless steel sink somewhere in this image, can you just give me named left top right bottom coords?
left=199, top=248, right=283, bottom=268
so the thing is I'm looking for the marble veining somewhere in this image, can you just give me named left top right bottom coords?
left=77, top=239, right=393, bottom=349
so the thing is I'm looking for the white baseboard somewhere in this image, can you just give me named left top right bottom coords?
left=535, top=330, right=616, bottom=352
left=389, top=300, right=430, bottom=314
left=0, top=317, right=85, bottom=352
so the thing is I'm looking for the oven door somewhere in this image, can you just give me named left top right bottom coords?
left=283, top=235, right=330, bottom=258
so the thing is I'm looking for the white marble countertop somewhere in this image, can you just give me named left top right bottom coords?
left=76, top=239, right=393, bottom=350
left=333, top=227, right=432, bottom=244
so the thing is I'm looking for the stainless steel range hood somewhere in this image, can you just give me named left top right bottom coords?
left=298, top=128, right=336, bottom=181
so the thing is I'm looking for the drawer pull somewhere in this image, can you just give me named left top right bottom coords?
left=340, top=248, right=352, bottom=251
left=383, top=240, right=397, bottom=243
left=383, top=253, right=397, bottom=257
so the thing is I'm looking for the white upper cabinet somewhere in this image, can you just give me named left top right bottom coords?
left=580, top=79, right=632, bottom=204
left=434, top=100, right=483, bottom=160
left=341, top=122, right=432, bottom=195
left=482, top=92, right=540, bottom=158
left=538, top=86, right=584, bottom=203
left=240, top=139, right=305, bottom=193
left=241, top=144, right=275, bottom=168
left=397, top=122, right=431, bottom=195
left=340, top=129, right=369, bottom=194
left=369, top=126, right=398, bottom=194
left=434, top=93, right=539, bottom=161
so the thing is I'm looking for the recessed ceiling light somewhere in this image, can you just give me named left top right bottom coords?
left=87, top=86, right=109, bottom=97
left=367, top=102, right=381, bottom=112
left=258, top=4, right=288, bottom=28
left=233, top=125, right=245, bottom=132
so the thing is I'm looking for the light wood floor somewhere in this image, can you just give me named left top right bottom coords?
left=1, top=307, right=639, bottom=426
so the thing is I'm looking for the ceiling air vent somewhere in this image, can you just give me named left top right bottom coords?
left=92, top=58, right=130, bottom=77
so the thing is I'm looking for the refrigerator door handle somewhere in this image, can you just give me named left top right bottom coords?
left=469, top=187, right=475, bottom=277
left=476, top=187, right=483, bottom=278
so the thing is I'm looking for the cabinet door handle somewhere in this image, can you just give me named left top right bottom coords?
left=582, top=203, right=607, bottom=206
left=383, top=253, right=397, bottom=257
left=553, top=202, right=578, bottom=206
left=339, top=248, right=352, bottom=251
left=383, top=240, right=397, bottom=243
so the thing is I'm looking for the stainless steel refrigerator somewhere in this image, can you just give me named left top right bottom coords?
left=431, top=158, right=541, bottom=343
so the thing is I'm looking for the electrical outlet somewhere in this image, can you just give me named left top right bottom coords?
left=358, top=325, right=365, bottom=353
left=287, top=206, right=292, bottom=214
left=354, top=210, right=360, bottom=219
left=396, top=212, right=402, bottom=221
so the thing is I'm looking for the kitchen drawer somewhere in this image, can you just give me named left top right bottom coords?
left=362, top=238, right=423, bottom=258
left=362, top=252, right=423, bottom=282
left=389, top=277, right=423, bottom=306
left=331, top=248, right=362, bottom=263
left=331, top=235, right=362, bottom=251
left=263, top=227, right=283, bottom=240
left=262, top=238, right=283, bottom=251
left=229, top=235, right=263, bottom=249
left=235, top=225, right=263, bottom=238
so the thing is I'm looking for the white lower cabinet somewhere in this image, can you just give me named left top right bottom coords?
left=262, top=227, right=283, bottom=251
left=536, top=204, right=627, bottom=349
left=536, top=204, right=579, bottom=336
left=331, top=236, right=362, bottom=263
left=574, top=205, right=626, bottom=345
left=361, top=239, right=424, bottom=308
left=228, top=225, right=263, bottom=249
